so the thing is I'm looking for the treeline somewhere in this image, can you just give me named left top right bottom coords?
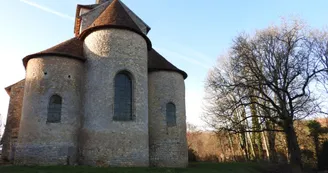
left=201, top=19, right=328, bottom=172
left=187, top=119, right=328, bottom=168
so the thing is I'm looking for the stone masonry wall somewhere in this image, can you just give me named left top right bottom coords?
left=148, top=71, right=188, bottom=167
left=15, top=57, right=84, bottom=165
left=81, top=28, right=149, bottom=167
left=1, top=80, right=25, bottom=161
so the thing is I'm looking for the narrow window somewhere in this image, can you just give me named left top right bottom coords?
left=47, top=94, right=62, bottom=123
left=114, top=72, right=132, bottom=121
left=166, top=102, right=176, bottom=127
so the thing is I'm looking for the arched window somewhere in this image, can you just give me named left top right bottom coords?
left=47, top=94, right=62, bottom=123
left=114, top=72, right=132, bottom=121
left=166, top=102, right=176, bottom=127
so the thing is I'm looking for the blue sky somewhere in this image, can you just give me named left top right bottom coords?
left=1, top=0, right=328, bottom=131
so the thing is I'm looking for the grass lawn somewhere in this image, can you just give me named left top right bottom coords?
left=0, top=162, right=269, bottom=173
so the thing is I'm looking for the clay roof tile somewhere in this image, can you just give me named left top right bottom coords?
left=22, top=37, right=85, bottom=68
left=91, top=0, right=141, bottom=32
left=79, top=0, right=151, bottom=49
left=4, top=79, right=25, bottom=95
left=148, top=49, right=188, bottom=79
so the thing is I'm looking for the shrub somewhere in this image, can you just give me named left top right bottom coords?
left=301, top=149, right=315, bottom=168
left=318, top=140, right=328, bottom=171
left=188, top=148, right=198, bottom=162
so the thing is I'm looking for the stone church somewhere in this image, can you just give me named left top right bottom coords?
left=1, top=0, right=188, bottom=167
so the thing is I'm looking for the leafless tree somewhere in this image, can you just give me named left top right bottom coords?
left=204, top=20, right=328, bottom=173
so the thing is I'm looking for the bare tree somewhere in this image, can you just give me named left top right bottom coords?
left=204, top=20, right=328, bottom=173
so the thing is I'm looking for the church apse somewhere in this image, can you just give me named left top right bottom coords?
left=2, top=0, right=188, bottom=167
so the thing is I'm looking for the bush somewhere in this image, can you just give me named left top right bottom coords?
left=301, top=149, right=315, bottom=168
left=318, top=140, right=328, bottom=171
left=188, top=148, right=198, bottom=162
left=202, top=154, right=219, bottom=162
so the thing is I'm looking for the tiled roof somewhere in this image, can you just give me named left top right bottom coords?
left=74, top=4, right=99, bottom=36
left=90, top=0, right=141, bottom=32
left=22, top=41, right=186, bottom=79
left=79, top=4, right=99, bottom=9
left=79, top=0, right=151, bottom=49
left=5, top=79, right=25, bottom=96
left=148, top=49, right=188, bottom=79
left=23, top=37, right=85, bottom=68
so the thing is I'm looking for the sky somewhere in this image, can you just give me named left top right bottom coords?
left=1, top=0, right=328, bottom=133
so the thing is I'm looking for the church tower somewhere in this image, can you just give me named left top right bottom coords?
left=79, top=0, right=151, bottom=166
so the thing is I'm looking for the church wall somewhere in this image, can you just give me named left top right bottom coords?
left=81, top=28, right=149, bottom=167
left=14, top=57, right=84, bottom=165
left=148, top=71, right=188, bottom=167
left=1, top=80, right=25, bottom=162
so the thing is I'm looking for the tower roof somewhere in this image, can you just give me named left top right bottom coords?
left=79, top=0, right=151, bottom=49
left=23, top=37, right=85, bottom=67
left=148, top=49, right=188, bottom=79
left=91, top=0, right=141, bottom=32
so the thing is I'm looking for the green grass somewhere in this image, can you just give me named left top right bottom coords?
left=0, top=162, right=269, bottom=173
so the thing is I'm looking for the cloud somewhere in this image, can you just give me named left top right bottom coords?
left=154, top=47, right=211, bottom=69
left=20, top=0, right=74, bottom=21
left=170, top=42, right=214, bottom=65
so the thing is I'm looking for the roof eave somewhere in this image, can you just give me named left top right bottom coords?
left=23, top=53, right=86, bottom=69
left=148, top=68, right=188, bottom=79
left=4, top=79, right=25, bottom=96
left=5, top=86, right=11, bottom=95
left=79, top=25, right=152, bottom=50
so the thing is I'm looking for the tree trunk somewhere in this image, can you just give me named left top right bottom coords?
left=267, top=130, right=277, bottom=162
left=228, top=133, right=236, bottom=161
left=239, top=132, right=249, bottom=161
left=266, top=120, right=277, bottom=162
left=247, top=132, right=256, bottom=160
left=284, top=120, right=303, bottom=173
left=312, top=135, right=320, bottom=169
left=249, top=91, right=263, bottom=160
left=262, top=130, right=270, bottom=160
left=239, top=107, right=249, bottom=161
left=255, top=131, right=263, bottom=160
left=218, top=133, right=227, bottom=162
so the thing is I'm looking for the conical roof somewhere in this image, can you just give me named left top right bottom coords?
left=91, top=0, right=141, bottom=32
left=148, top=49, right=188, bottom=79
left=79, top=0, right=151, bottom=49
left=23, top=37, right=85, bottom=67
